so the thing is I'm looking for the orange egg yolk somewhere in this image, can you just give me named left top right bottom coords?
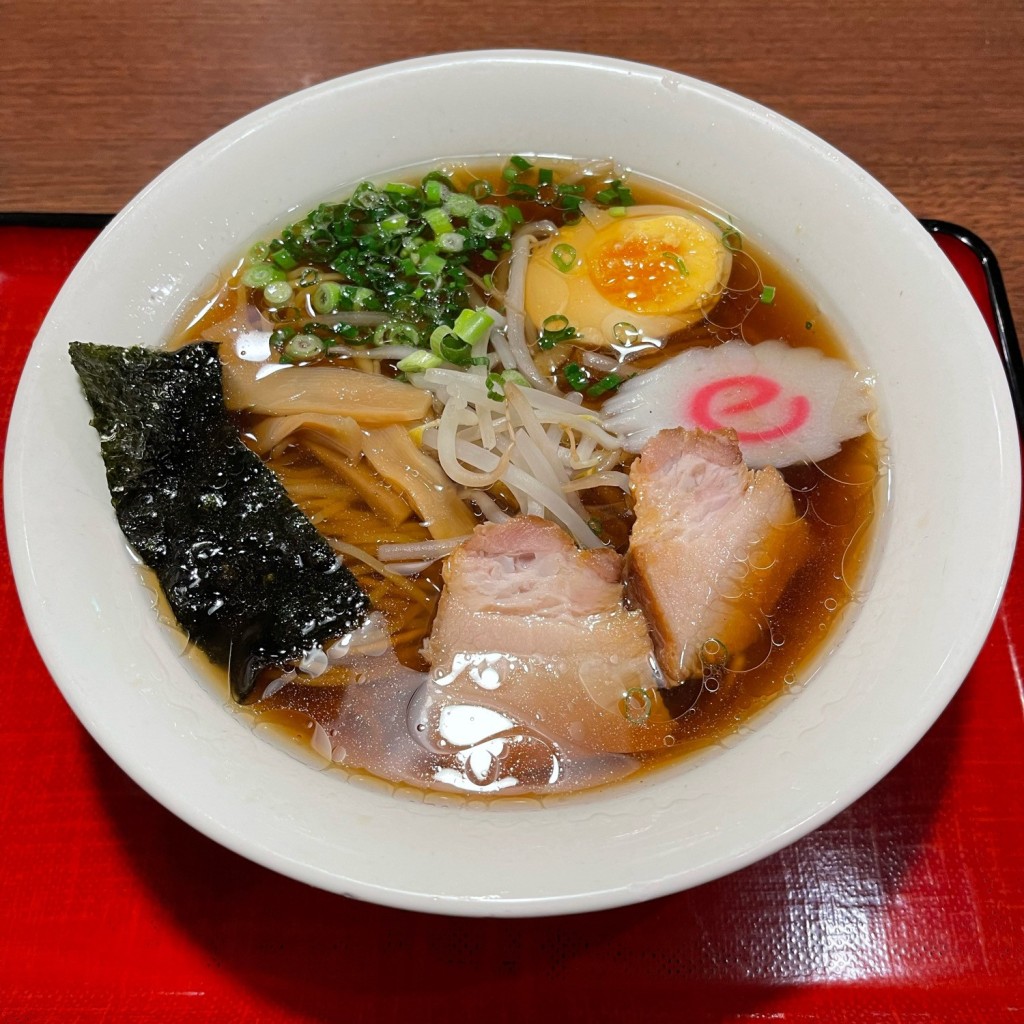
left=588, top=233, right=692, bottom=315
left=576, top=213, right=728, bottom=318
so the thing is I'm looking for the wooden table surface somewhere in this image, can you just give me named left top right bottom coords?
left=3, top=0, right=1023, bottom=318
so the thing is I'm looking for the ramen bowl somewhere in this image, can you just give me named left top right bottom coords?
left=5, top=50, right=1019, bottom=916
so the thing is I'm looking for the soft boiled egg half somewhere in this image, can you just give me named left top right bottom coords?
left=524, top=206, right=733, bottom=344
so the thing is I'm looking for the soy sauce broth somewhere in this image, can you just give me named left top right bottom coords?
left=168, top=158, right=884, bottom=799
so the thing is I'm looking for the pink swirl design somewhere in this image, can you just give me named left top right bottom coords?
left=687, top=374, right=811, bottom=441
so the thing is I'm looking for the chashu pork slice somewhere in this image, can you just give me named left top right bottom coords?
left=422, top=516, right=667, bottom=754
left=628, top=427, right=809, bottom=682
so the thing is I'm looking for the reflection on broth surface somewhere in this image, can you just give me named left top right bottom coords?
left=167, top=157, right=882, bottom=797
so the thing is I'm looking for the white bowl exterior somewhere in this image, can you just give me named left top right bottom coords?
left=5, top=51, right=1020, bottom=915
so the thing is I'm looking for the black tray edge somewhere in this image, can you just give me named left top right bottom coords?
left=921, top=219, right=1024, bottom=436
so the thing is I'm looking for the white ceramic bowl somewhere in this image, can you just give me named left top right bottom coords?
left=5, top=51, right=1020, bottom=916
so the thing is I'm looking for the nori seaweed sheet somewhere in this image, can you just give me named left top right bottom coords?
left=69, top=340, right=369, bottom=701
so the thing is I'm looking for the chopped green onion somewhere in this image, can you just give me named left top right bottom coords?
left=485, top=369, right=530, bottom=400
left=281, top=333, right=327, bottom=363
left=312, top=281, right=344, bottom=314
left=269, top=326, right=297, bottom=352
left=608, top=206, right=628, bottom=218
left=586, top=373, right=623, bottom=398
left=248, top=169, right=619, bottom=375
left=486, top=372, right=505, bottom=400
left=269, top=248, right=298, bottom=271
left=424, top=207, right=454, bottom=237
left=430, top=325, right=472, bottom=365
left=468, top=205, right=505, bottom=238
left=614, top=181, right=635, bottom=205
left=419, top=252, right=447, bottom=277
left=358, top=234, right=385, bottom=253
left=508, top=182, right=538, bottom=200
left=352, top=185, right=384, bottom=211
left=246, top=241, right=270, bottom=264
left=563, top=362, right=588, bottom=391
left=594, top=180, right=635, bottom=207
left=722, top=227, right=743, bottom=251
left=453, top=308, right=494, bottom=345
left=241, top=263, right=286, bottom=289
left=396, top=350, right=444, bottom=373
left=263, top=280, right=294, bottom=306
left=501, top=157, right=532, bottom=183
left=443, top=192, right=477, bottom=218
left=331, top=322, right=361, bottom=340
left=380, top=212, right=409, bottom=234
left=538, top=314, right=578, bottom=350
left=501, top=369, right=531, bottom=389
left=438, top=232, right=465, bottom=253
left=663, top=251, right=689, bottom=276
left=338, top=285, right=380, bottom=311
left=373, top=321, right=420, bottom=347
left=441, top=336, right=472, bottom=365
left=760, top=285, right=776, bottom=304
left=587, top=516, right=604, bottom=537
left=551, top=243, right=577, bottom=272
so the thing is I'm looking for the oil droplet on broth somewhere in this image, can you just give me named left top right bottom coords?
left=437, top=704, right=516, bottom=748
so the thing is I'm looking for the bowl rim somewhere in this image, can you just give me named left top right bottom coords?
left=5, top=49, right=1021, bottom=917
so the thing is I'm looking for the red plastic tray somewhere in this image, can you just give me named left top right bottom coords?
left=2, top=221, right=1022, bottom=1022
